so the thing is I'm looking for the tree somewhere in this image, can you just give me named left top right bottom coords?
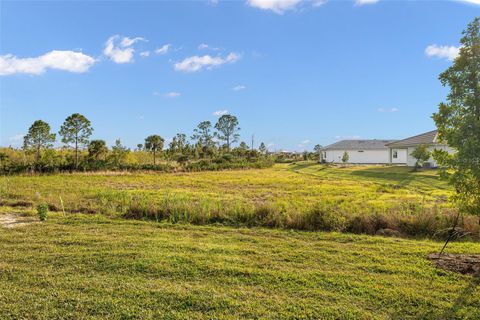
left=191, top=121, right=214, bottom=152
left=110, top=139, right=129, bottom=167
left=214, top=114, right=240, bottom=151
left=169, top=133, right=187, bottom=154
left=136, top=144, right=143, bottom=151
left=144, top=135, right=164, bottom=165
left=59, top=113, right=93, bottom=168
left=88, top=140, right=108, bottom=161
left=259, top=142, right=267, bottom=154
left=410, top=144, right=431, bottom=169
left=432, top=17, right=480, bottom=218
left=314, top=144, right=323, bottom=161
left=23, top=120, right=56, bottom=163
left=341, top=151, right=349, bottom=164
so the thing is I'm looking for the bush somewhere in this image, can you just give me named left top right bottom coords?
left=298, top=205, right=346, bottom=231
left=37, top=203, right=49, bottom=221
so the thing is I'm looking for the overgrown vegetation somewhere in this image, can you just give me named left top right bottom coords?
left=1, top=163, right=478, bottom=239
left=1, top=113, right=275, bottom=174
left=0, top=212, right=478, bottom=319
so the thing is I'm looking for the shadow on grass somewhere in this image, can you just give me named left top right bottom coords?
left=441, top=274, right=480, bottom=319
left=347, top=167, right=449, bottom=190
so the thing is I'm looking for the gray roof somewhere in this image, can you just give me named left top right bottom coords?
left=386, top=130, right=438, bottom=148
left=323, top=139, right=397, bottom=150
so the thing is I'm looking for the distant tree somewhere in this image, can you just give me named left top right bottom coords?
left=432, top=17, right=480, bottom=218
left=144, top=135, right=164, bottom=165
left=410, top=144, right=431, bottom=169
left=259, top=142, right=267, bottom=154
left=110, top=139, right=129, bottom=167
left=169, top=133, right=187, bottom=154
left=0, top=152, right=9, bottom=171
left=214, top=114, right=240, bottom=151
left=136, top=144, right=143, bottom=151
left=23, top=120, right=56, bottom=163
left=341, top=151, right=349, bottom=164
left=239, top=141, right=249, bottom=151
left=59, top=113, right=93, bottom=168
left=314, top=144, right=323, bottom=161
left=88, top=140, right=108, bottom=161
left=191, top=121, right=214, bottom=152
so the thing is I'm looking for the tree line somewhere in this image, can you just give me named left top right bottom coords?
left=0, top=113, right=277, bottom=173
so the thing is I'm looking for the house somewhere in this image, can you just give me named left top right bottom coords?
left=321, top=140, right=397, bottom=164
left=386, top=130, right=453, bottom=167
left=321, top=130, right=454, bottom=166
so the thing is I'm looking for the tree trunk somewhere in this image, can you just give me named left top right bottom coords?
left=153, top=150, right=156, bottom=165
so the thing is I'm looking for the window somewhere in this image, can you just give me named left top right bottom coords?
left=393, top=151, right=398, bottom=159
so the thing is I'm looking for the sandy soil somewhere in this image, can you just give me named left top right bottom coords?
left=0, top=214, right=36, bottom=229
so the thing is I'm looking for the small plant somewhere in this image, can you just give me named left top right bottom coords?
left=37, top=203, right=49, bottom=221
left=342, top=151, right=349, bottom=165
left=410, top=144, right=431, bottom=170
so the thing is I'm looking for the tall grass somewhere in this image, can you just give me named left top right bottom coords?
left=1, top=163, right=477, bottom=240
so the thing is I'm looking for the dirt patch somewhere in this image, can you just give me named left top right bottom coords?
left=428, top=253, right=480, bottom=276
left=0, top=214, right=37, bottom=229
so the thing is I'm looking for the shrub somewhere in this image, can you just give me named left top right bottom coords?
left=299, top=205, right=346, bottom=231
left=37, top=203, right=49, bottom=221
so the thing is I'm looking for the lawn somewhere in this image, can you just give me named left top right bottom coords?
left=1, top=163, right=469, bottom=238
left=0, top=163, right=452, bottom=216
left=0, top=211, right=478, bottom=319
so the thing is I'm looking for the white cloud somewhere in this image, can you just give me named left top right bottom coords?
left=103, top=35, right=146, bottom=64
left=300, top=139, right=310, bottom=144
left=9, top=134, right=24, bottom=143
left=174, top=52, right=240, bottom=72
left=121, top=36, right=146, bottom=47
left=140, top=51, right=150, bottom=57
left=198, top=43, right=209, bottom=50
left=458, top=0, right=480, bottom=5
left=155, top=44, right=171, bottom=55
left=377, top=107, right=399, bottom=113
left=425, top=44, right=460, bottom=61
left=0, top=50, right=96, bottom=76
left=213, top=110, right=229, bottom=116
left=312, top=0, right=327, bottom=7
left=233, top=85, right=246, bottom=91
left=165, top=92, right=181, bottom=98
left=355, top=0, right=379, bottom=5
left=247, top=0, right=302, bottom=14
left=198, top=43, right=221, bottom=51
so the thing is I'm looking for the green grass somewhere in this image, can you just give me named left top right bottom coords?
left=0, top=211, right=478, bottom=319
left=0, top=163, right=452, bottom=215
left=1, top=162, right=475, bottom=238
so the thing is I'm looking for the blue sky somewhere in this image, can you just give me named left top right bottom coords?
left=1, top=0, right=479, bottom=151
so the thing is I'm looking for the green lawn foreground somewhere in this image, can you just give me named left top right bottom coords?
left=0, top=212, right=479, bottom=319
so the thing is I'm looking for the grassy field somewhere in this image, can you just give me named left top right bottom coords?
left=1, top=162, right=477, bottom=238
left=1, top=162, right=473, bottom=238
left=0, top=211, right=479, bottom=319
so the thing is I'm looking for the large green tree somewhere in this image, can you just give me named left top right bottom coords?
left=214, top=114, right=240, bottom=151
left=191, top=121, right=214, bottom=152
left=432, top=17, right=480, bottom=217
left=144, top=135, right=164, bottom=165
left=59, top=113, right=93, bottom=168
left=23, top=120, right=56, bottom=163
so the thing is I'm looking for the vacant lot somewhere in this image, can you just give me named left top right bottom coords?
left=1, top=163, right=477, bottom=238
left=0, top=212, right=478, bottom=319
